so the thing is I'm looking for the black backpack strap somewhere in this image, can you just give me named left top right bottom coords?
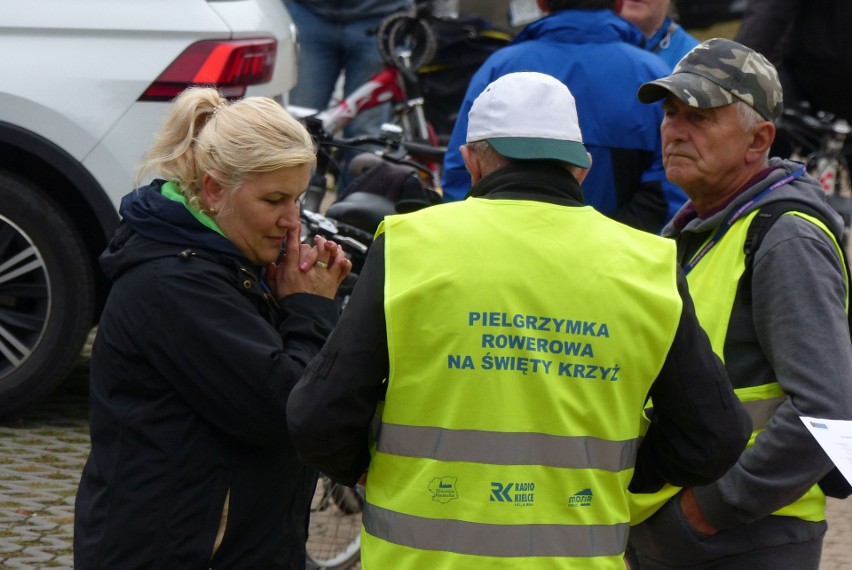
left=740, top=200, right=836, bottom=305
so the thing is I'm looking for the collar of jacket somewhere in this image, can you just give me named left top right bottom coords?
left=512, top=8, right=646, bottom=49
left=664, top=157, right=840, bottom=238
left=646, top=17, right=677, bottom=53
left=466, top=162, right=585, bottom=206
left=175, top=246, right=280, bottom=309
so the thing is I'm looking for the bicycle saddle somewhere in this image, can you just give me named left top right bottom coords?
left=326, top=192, right=397, bottom=235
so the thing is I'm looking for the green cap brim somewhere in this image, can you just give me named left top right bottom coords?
left=488, top=137, right=590, bottom=168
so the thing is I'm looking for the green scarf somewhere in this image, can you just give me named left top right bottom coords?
left=161, top=180, right=226, bottom=237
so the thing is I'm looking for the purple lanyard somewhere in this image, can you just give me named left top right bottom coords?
left=683, top=165, right=806, bottom=275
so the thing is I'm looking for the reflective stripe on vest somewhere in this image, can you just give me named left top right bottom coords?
left=377, top=422, right=642, bottom=471
left=740, top=395, right=786, bottom=429
left=629, top=210, right=837, bottom=526
left=370, top=199, right=684, bottom=568
left=364, top=503, right=629, bottom=558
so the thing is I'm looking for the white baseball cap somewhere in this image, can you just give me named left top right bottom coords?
left=466, top=71, right=590, bottom=168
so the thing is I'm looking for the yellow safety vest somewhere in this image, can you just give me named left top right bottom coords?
left=363, top=198, right=684, bottom=569
left=629, top=210, right=842, bottom=526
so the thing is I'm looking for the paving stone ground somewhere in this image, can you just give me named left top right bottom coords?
left=0, top=347, right=849, bottom=569
left=0, top=356, right=89, bottom=569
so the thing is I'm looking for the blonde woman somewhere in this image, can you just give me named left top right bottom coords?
left=74, top=87, right=350, bottom=569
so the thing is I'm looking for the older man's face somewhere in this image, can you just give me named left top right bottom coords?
left=660, top=96, right=756, bottom=203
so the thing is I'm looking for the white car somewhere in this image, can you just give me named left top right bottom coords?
left=0, top=0, right=298, bottom=415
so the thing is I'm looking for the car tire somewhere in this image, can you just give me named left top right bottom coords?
left=0, top=170, right=95, bottom=417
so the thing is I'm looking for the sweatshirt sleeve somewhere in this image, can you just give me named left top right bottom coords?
left=693, top=214, right=852, bottom=529
left=630, top=269, right=752, bottom=493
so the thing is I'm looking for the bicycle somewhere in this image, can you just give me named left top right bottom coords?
left=288, top=0, right=510, bottom=205
left=288, top=2, right=446, bottom=210
left=293, top=113, right=442, bottom=308
left=306, top=475, right=365, bottom=570
left=775, top=102, right=852, bottom=245
left=290, top=107, right=444, bottom=214
left=297, top=2, right=442, bottom=146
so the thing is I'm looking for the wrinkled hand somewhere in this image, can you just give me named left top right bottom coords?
left=265, top=225, right=352, bottom=300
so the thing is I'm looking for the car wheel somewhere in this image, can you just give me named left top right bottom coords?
left=0, top=170, right=95, bottom=416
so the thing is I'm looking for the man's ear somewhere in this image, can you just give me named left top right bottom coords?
left=201, top=173, right=225, bottom=210
left=461, top=145, right=483, bottom=185
left=572, top=153, right=593, bottom=184
left=536, top=0, right=548, bottom=14
left=747, top=121, right=776, bottom=163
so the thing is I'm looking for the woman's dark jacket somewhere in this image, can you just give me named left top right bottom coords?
left=73, top=180, right=340, bottom=569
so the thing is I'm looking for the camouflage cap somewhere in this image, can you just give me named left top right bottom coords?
left=637, top=38, right=783, bottom=121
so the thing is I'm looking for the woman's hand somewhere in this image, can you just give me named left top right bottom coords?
left=265, top=225, right=352, bottom=300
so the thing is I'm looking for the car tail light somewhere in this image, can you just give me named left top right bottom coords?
left=140, top=38, right=277, bottom=101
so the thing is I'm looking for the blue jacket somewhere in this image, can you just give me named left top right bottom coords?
left=646, top=17, right=699, bottom=68
left=441, top=9, right=686, bottom=232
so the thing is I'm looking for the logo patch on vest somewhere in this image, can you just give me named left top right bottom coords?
left=490, top=481, right=535, bottom=506
left=568, top=487, right=593, bottom=507
left=429, top=476, right=459, bottom=503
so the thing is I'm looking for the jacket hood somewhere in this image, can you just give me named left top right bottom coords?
left=513, top=9, right=645, bottom=49
left=667, top=158, right=845, bottom=238
left=100, top=180, right=247, bottom=280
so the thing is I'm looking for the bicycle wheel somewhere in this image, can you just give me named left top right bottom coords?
left=377, top=12, right=437, bottom=71
left=306, top=475, right=364, bottom=569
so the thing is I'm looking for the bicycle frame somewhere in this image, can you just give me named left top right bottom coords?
left=289, top=2, right=449, bottom=214
left=317, top=60, right=434, bottom=144
left=775, top=105, right=852, bottom=246
left=778, top=108, right=851, bottom=196
left=319, top=67, right=403, bottom=134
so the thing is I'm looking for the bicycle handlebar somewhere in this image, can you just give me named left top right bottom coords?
left=779, top=105, right=851, bottom=137
left=301, top=210, right=372, bottom=254
left=402, top=140, right=447, bottom=161
left=312, top=131, right=444, bottom=177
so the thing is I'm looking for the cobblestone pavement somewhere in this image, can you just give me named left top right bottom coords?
left=0, top=355, right=89, bottom=569
left=0, top=350, right=850, bottom=569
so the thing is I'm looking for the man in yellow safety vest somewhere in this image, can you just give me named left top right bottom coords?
left=289, top=71, right=751, bottom=569
left=627, top=38, right=852, bottom=569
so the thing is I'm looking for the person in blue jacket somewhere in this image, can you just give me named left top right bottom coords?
left=619, top=0, right=698, bottom=68
left=440, top=0, right=686, bottom=233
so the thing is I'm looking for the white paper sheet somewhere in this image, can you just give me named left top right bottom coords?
left=800, top=417, right=852, bottom=485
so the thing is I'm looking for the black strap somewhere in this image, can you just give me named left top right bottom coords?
left=741, top=200, right=843, bottom=305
